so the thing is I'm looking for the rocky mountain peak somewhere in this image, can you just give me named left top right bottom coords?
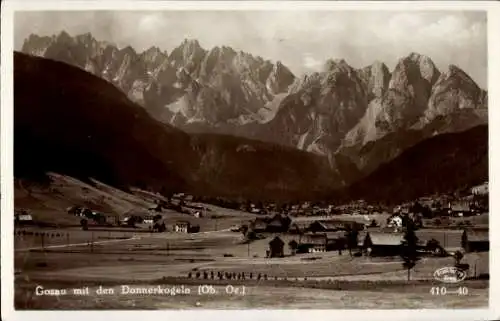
left=418, top=63, right=487, bottom=126
left=54, top=30, right=74, bottom=45
left=358, top=61, right=390, bottom=99
left=324, top=58, right=352, bottom=73
left=440, top=64, right=476, bottom=85
left=21, top=34, right=53, bottom=54
left=391, top=52, right=440, bottom=89
left=266, top=60, right=295, bottom=94
left=407, top=52, right=423, bottom=61
left=143, top=46, right=164, bottom=56
left=75, top=32, right=94, bottom=43
left=141, top=46, right=168, bottom=73
left=120, top=45, right=137, bottom=56
left=175, top=39, right=205, bottom=56
left=344, top=53, right=440, bottom=151
left=169, top=39, right=207, bottom=73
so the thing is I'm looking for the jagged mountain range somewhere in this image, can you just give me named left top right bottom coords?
left=14, top=52, right=340, bottom=202
left=14, top=51, right=488, bottom=204
left=21, top=31, right=488, bottom=177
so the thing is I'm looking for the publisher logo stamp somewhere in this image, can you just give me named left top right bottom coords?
left=433, top=267, right=467, bottom=284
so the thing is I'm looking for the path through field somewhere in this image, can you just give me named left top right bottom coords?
left=15, top=227, right=233, bottom=252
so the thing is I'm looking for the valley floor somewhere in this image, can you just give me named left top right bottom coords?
left=12, top=174, right=489, bottom=309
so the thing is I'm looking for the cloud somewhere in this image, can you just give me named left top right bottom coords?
left=302, top=54, right=323, bottom=70
left=137, top=14, right=166, bottom=32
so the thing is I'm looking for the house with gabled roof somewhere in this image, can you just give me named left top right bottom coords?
left=299, top=233, right=328, bottom=253
left=461, top=229, right=489, bottom=252
left=174, top=220, right=190, bottom=233
left=362, top=232, right=404, bottom=256
left=268, top=236, right=285, bottom=258
left=308, top=220, right=341, bottom=233
left=250, top=218, right=268, bottom=233
left=288, top=221, right=309, bottom=234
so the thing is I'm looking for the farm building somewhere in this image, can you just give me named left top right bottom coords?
left=250, top=218, right=268, bottom=233
left=288, top=221, right=309, bottom=234
left=174, top=221, right=190, bottom=233
left=341, top=221, right=365, bottom=231
left=268, top=236, right=285, bottom=258
left=450, top=202, right=472, bottom=217
left=471, top=182, right=488, bottom=195
left=308, top=220, right=363, bottom=233
left=325, top=231, right=348, bottom=251
left=105, top=214, right=119, bottom=226
left=249, top=215, right=292, bottom=233
left=266, top=214, right=291, bottom=233
left=299, top=233, right=327, bottom=253
left=14, top=210, right=33, bottom=225
left=298, top=232, right=347, bottom=253
left=461, top=230, right=489, bottom=252
left=308, top=220, right=341, bottom=233
left=362, top=232, right=404, bottom=256
left=143, top=215, right=155, bottom=224
left=68, top=206, right=93, bottom=218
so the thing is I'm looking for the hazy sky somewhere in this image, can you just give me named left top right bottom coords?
left=14, top=10, right=488, bottom=88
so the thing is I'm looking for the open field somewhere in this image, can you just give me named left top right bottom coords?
left=293, top=213, right=390, bottom=226
left=14, top=225, right=489, bottom=309
left=13, top=174, right=489, bottom=309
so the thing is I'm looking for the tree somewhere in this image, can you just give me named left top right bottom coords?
left=461, top=230, right=468, bottom=251
left=414, top=213, right=424, bottom=228
left=345, top=224, right=360, bottom=257
left=288, top=240, right=298, bottom=255
left=80, top=218, right=89, bottom=231
left=410, top=202, right=424, bottom=215
left=421, top=206, right=433, bottom=219
left=400, top=220, right=420, bottom=281
left=240, top=224, right=249, bottom=236
left=281, top=215, right=292, bottom=232
left=454, top=250, right=464, bottom=266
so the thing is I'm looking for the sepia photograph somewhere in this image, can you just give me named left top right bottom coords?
left=1, top=0, right=498, bottom=318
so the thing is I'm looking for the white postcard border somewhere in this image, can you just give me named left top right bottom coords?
left=2, top=1, right=499, bottom=321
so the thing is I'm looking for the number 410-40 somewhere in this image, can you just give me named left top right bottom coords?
left=430, top=287, right=468, bottom=295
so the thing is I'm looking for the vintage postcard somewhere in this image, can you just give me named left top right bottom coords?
left=1, top=1, right=499, bottom=320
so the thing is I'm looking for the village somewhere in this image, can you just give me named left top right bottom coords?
left=13, top=176, right=489, bottom=309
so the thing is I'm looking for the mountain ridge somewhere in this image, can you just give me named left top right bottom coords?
left=21, top=31, right=488, bottom=178
left=344, top=124, right=488, bottom=203
left=14, top=51, right=344, bottom=202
